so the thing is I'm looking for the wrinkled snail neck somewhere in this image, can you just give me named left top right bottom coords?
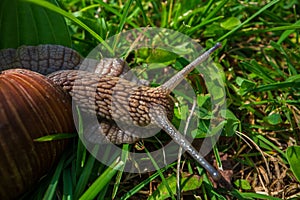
left=154, top=43, right=222, bottom=181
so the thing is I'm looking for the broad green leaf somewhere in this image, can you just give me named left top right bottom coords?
left=197, top=94, right=210, bottom=107
left=236, top=77, right=256, bottom=95
left=223, top=109, right=239, bottom=137
left=286, top=146, right=300, bottom=183
left=210, top=84, right=226, bottom=101
left=193, top=108, right=239, bottom=138
left=137, top=48, right=179, bottom=64
left=147, top=173, right=203, bottom=200
left=192, top=120, right=209, bottom=138
left=220, top=17, right=241, bottom=30
left=265, top=113, right=283, bottom=125
left=211, top=120, right=227, bottom=136
left=234, top=179, right=251, bottom=190
left=174, top=104, right=189, bottom=121
left=0, top=0, right=71, bottom=49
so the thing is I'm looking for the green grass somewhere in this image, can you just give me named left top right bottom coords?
left=3, top=0, right=300, bottom=199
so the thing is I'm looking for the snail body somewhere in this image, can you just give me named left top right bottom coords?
left=0, top=43, right=222, bottom=199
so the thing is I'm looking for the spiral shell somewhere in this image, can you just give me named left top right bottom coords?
left=0, top=69, right=75, bottom=199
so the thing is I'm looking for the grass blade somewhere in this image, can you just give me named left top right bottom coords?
left=117, top=0, right=133, bottom=33
left=21, top=0, right=112, bottom=53
left=62, top=168, right=73, bottom=200
left=42, top=153, right=67, bottom=199
left=112, top=144, right=129, bottom=199
left=79, top=159, right=124, bottom=200
left=74, top=153, right=97, bottom=199
left=144, top=148, right=176, bottom=200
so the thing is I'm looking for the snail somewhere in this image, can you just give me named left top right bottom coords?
left=0, top=43, right=222, bottom=199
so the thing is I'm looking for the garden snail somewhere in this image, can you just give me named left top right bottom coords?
left=0, top=43, right=222, bottom=199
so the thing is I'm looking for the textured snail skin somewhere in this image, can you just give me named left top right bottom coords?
left=48, top=69, right=175, bottom=144
left=0, top=69, right=75, bottom=200
left=0, top=44, right=222, bottom=199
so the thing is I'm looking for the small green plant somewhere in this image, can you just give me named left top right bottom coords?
left=2, top=0, right=299, bottom=199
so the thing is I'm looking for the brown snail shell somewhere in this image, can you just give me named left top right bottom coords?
left=0, top=69, right=75, bottom=199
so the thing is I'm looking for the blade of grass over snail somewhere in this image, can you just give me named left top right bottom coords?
left=150, top=105, right=221, bottom=181
left=160, top=42, right=221, bottom=93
